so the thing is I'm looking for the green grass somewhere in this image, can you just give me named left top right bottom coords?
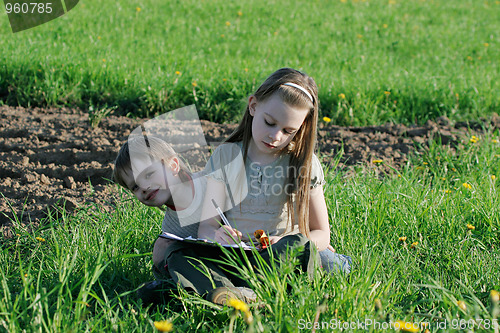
left=1, top=132, right=499, bottom=332
left=1, top=0, right=499, bottom=125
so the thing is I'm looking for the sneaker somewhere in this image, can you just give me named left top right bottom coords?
left=206, top=287, right=257, bottom=306
left=137, top=279, right=175, bottom=305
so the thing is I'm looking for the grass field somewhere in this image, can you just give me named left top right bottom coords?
left=1, top=134, right=499, bottom=332
left=1, top=0, right=500, bottom=331
left=1, top=0, right=499, bottom=125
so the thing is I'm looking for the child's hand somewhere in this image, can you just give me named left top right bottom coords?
left=214, top=226, right=243, bottom=245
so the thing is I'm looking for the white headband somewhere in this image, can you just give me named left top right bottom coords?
left=282, top=82, right=314, bottom=103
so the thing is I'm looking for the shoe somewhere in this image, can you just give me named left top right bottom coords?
left=206, top=287, right=257, bottom=306
left=137, top=279, right=175, bottom=305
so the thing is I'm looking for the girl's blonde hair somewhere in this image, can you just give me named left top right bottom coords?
left=112, top=135, right=191, bottom=190
left=226, top=68, right=319, bottom=237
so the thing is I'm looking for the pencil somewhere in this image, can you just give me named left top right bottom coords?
left=211, top=199, right=231, bottom=227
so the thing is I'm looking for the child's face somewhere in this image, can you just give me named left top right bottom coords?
left=121, top=158, right=179, bottom=207
left=249, top=93, right=309, bottom=155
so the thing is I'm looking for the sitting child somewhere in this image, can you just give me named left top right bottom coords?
left=113, top=135, right=206, bottom=303
left=199, top=68, right=352, bottom=279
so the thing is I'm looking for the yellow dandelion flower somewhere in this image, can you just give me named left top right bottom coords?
left=467, top=224, right=475, bottom=230
left=397, top=174, right=402, bottom=177
left=24, top=273, right=28, bottom=277
left=388, top=0, right=397, bottom=4
left=410, top=241, right=418, bottom=248
left=237, top=11, right=243, bottom=16
left=372, top=159, right=383, bottom=164
left=492, top=139, right=498, bottom=143
left=228, top=298, right=253, bottom=324
left=384, top=91, right=391, bottom=96
left=423, top=162, right=428, bottom=165
left=154, top=320, right=173, bottom=332
left=192, top=81, right=197, bottom=87
left=175, top=71, right=181, bottom=75
left=492, top=175, right=497, bottom=180
left=399, top=236, right=407, bottom=242
left=340, top=0, right=347, bottom=3
left=484, top=43, right=490, bottom=47
left=36, top=236, right=45, bottom=242
left=273, top=30, right=278, bottom=36
left=356, top=34, right=363, bottom=39
left=490, top=290, right=500, bottom=303
left=323, top=116, right=332, bottom=122
left=441, top=177, right=446, bottom=180
left=383, top=24, right=388, bottom=28
left=467, top=56, right=473, bottom=61
left=225, top=21, right=231, bottom=26
left=228, top=298, right=249, bottom=312
left=136, top=7, right=141, bottom=12
left=16, top=233, right=21, bottom=237
left=457, top=300, right=467, bottom=311
left=244, top=68, right=248, bottom=72
left=338, top=93, right=346, bottom=99
left=451, top=168, right=456, bottom=172
left=462, top=182, right=472, bottom=190
left=395, top=320, right=419, bottom=333
left=444, top=189, right=452, bottom=194
left=102, top=59, right=106, bottom=62
left=97, top=36, right=101, bottom=40
left=220, top=34, right=225, bottom=38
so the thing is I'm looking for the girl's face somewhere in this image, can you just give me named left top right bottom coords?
left=121, top=157, right=180, bottom=207
left=249, top=93, right=309, bottom=157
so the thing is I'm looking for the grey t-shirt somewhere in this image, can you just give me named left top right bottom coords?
left=161, top=172, right=206, bottom=238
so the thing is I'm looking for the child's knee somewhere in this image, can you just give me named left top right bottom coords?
left=319, top=250, right=352, bottom=275
left=152, top=238, right=176, bottom=273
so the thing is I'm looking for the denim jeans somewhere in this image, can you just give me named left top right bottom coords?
left=319, top=249, right=352, bottom=275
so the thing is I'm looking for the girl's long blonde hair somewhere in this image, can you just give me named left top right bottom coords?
left=225, top=68, right=319, bottom=237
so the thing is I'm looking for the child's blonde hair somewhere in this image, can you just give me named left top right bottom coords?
left=226, top=68, right=319, bottom=237
left=113, top=135, right=191, bottom=190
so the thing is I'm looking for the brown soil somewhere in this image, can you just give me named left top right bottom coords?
left=1, top=105, right=499, bottom=237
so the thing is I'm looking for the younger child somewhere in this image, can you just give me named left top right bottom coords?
left=113, top=135, right=206, bottom=302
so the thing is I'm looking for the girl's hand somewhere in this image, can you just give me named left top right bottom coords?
left=214, top=226, right=243, bottom=245
left=327, top=244, right=336, bottom=253
left=268, top=236, right=283, bottom=245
